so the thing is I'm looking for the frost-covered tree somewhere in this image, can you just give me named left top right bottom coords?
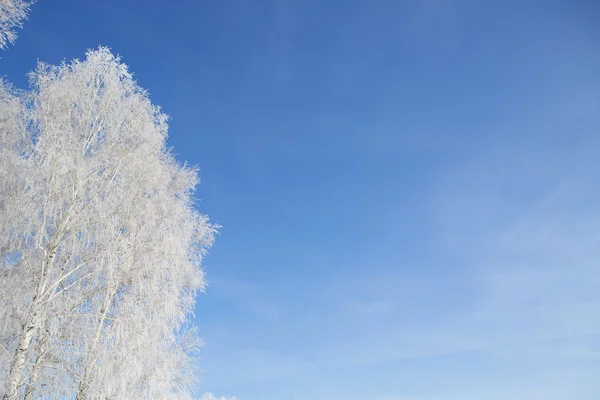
left=0, top=48, right=215, bottom=400
left=199, top=394, right=238, bottom=400
left=0, top=0, right=34, bottom=49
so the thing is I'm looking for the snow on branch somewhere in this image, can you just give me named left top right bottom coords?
left=0, top=0, right=35, bottom=49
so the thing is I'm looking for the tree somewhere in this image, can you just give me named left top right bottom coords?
left=0, top=0, right=34, bottom=49
left=199, top=394, right=238, bottom=400
left=0, top=48, right=216, bottom=399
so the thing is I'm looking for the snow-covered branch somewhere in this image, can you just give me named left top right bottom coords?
left=0, top=47, right=216, bottom=399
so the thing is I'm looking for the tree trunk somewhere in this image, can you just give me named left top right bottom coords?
left=76, top=286, right=117, bottom=400
left=3, top=314, right=38, bottom=400
left=4, top=248, right=55, bottom=400
left=23, top=326, right=48, bottom=400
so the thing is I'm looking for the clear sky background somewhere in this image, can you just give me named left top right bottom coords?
left=3, top=1, right=600, bottom=399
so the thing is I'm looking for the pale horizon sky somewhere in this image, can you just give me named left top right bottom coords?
left=3, top=1, right=600, bottom=399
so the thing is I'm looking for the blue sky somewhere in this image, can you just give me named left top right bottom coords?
left=4, top=1, right=600, bottom=399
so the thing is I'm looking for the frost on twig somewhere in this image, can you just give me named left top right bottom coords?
left=0, top=47, right=217, bottom=399
left=200, top=393, right=239, bottom=400
left=0, top=0, right=35, bottom=49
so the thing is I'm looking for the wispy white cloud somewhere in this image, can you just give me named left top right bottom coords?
left=203, top=128, right=600, bottom=397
